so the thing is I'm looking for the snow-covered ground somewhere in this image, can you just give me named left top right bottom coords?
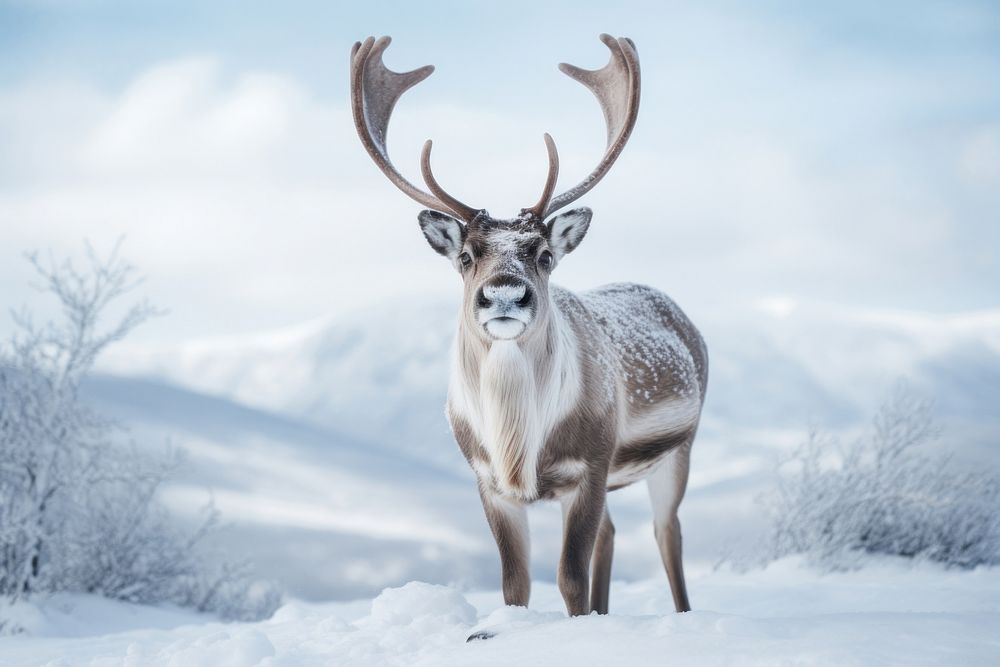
left=4, top=558, right=999, bottom=666
left=4, top=296, right=992, bottom=664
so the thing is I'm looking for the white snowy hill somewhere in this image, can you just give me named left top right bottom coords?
left=81, top=296, right=1000, bottom=603
left=79, top=373, right=493, bottom=602
left=3, top=296, right=996, bottom=665
left=98, top=296, right=1000, bottom=467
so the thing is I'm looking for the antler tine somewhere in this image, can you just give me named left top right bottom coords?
left=420, top=140, right=480, bottom=221
left=522, top=133, right=560, bottom=221
left=351, top=36, right=479, bottom=220
left=544, top=34, right=640, bottom=218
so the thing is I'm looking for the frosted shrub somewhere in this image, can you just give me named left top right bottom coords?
left=761, top=387, right=1000, bottom=570
left=0, top=244, right=279, bottom=628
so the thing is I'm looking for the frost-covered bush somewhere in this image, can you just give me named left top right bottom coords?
left=0, top=244, right=279, bottom=629
left=759, top=386, right=1000, bottom=570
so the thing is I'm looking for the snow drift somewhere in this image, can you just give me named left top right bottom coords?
left=4, top=557, right=999, bottom=665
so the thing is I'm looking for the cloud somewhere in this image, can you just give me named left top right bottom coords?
left=0, top=59, right=424, bottom=339
left=81, top=59, right=300, bottom=175
left=960, top=124, right=1000, bottom=187
left=1, top=17, right=997, bottom=344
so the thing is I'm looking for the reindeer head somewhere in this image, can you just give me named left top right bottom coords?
left=351, top=35, right=640, bottom=341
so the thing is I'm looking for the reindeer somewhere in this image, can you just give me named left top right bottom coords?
left=350, top=34, right=707, bottom=621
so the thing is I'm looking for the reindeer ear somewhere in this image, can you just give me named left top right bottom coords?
left=418, top=210, right=465, bottom=259
left=547, top=207, right=592, bottom=259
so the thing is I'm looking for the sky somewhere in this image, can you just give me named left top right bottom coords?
left=1, top=0, right=999, bottom=343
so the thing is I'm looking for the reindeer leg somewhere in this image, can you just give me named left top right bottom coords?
left=481, top=490, right=531, bottom=607
left=558, top=480, right=607, bottom=616
left=589, top=508, right=615, bottom=614
left=647, top=444, right=692, bottom=612
left=466, top=490, right=531, bottom=642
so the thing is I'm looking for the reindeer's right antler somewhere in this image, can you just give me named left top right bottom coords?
left=351, top=36, right=481, bottom=221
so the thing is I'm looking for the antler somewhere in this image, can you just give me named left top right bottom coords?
left=420, top=140, right=482, bottom=221
left=542, top=34, right=640, bottom=218
left=520, top=133, right=560, bottom=221
left=351, top=36, right=480, bottom=221
left=351, top=34, right=638, bottom=223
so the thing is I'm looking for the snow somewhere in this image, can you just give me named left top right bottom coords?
left=579, top=282, right=700, bottom=404
left=0, top=593, right=209, bottom=638
left=20, top=295, right=990, bottom=664
left=4, top=558, right=999, bottom=665
left=72, top=296, right=1000, bottom=604
left=93, top=297, right=1000, bottom=471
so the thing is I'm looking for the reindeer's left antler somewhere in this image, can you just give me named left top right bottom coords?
left=540, top=34, right=641, bottom=219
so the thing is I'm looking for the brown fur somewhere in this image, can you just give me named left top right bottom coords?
left=428, top=210, right=706, bottom=620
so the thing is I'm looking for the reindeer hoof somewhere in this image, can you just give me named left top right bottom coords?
left=466, top=630, right=496, bottom=642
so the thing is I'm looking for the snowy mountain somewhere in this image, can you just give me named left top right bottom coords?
left=83, top=296, right=1000, bottom=601
left=98, top=296, right=1000, bottom=465
left=98, top=298, right=463, bottom=472
left=80, top=373, right=493, bottom=601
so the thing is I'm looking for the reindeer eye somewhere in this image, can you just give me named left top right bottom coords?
left=537, top=250, right=553, bottom=270
left=459, top=252, right=473, bottom=270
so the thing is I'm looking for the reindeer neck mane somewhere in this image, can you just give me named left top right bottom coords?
left=448, top=293, right=581, bottom=499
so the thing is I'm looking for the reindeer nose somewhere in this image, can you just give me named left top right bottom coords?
left=477, top=279, right=533, bottom=310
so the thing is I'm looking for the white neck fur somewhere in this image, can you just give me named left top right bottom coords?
left=449, top=296, right=581, bottom=500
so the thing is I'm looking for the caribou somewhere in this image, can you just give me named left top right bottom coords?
left=350, top=34, right=708, bottom=621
